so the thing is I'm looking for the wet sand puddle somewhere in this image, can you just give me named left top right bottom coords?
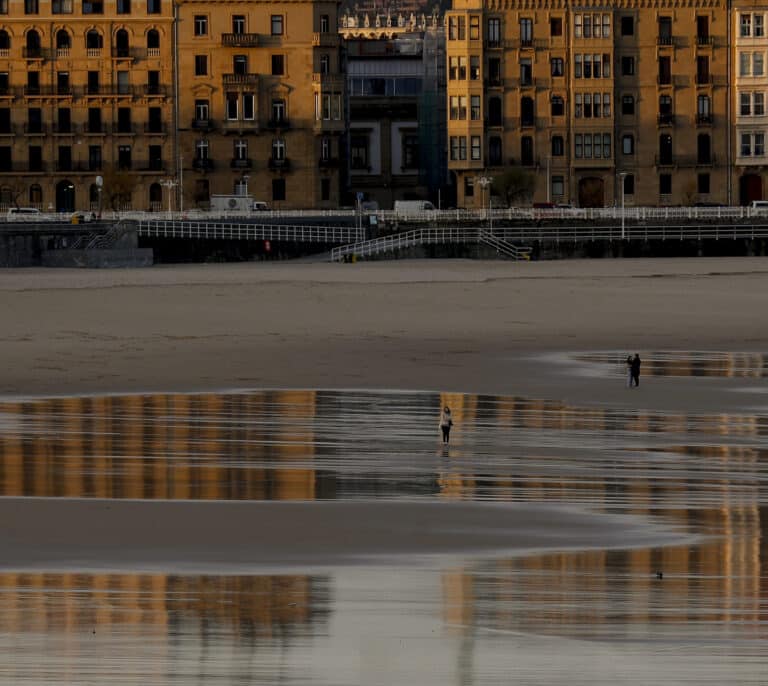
left=0, top=380, right=766, bottom=684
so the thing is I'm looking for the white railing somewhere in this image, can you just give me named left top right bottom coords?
left=488, top=223, right=768, bottom=242
left=137, top=220, right=363, bottom=244
left=330, top=227, right=532, bottom=262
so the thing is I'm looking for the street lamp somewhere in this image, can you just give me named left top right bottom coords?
left=476, top=175, right=494, bottom=229
left=618, top=172, right=627, bottom=240
left=242, top=174, right=250, bottom=200
left=160, top=178, right=178, bottom=217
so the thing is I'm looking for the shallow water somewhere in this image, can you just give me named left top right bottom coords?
left=0, top=379, right=766, bottom=684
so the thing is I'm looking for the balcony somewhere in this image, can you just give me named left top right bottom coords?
left=192, top=158, right=214, bottom=172
left=221, top=33, right=259, bottom=48
left=111, top=48, right=140, bottom=61
left=83, top=123, right=108, bottom=135
left=313, top=32, right=339, bottom=47
left=23, top=85, right=74, bottom=97
left=655, top=155, right=676, bottom=167
left=312, top=73, right=345, bottom=89
left=696, top=74, right=713, bottom=86
left=223, top=73, right=260, bottom=86
left=144, top=123, right=167, bottom=135
left=114, top=124, right=137, bottom=135
left=657, top=35, right=675, bottom=46
left=318, top=157, right=339, bottom=168
left=520, top=38, right=534, bottom=49
left=143, top=85, right=168, bottom=97
left=484, top=77, right=503, bottom=88
left=697, top=35, right=714, bottom=46
left=266, top=117, right=290, bottom=130
left=268, top=157, right=291, bottom=171
left=519, top=117, right=536, bottom=129
left=191, top=118, right=214, bottom=130
left=52, top=123, right=77, bottom=135
left=220, top=119, right=259, bottom=134
left=15, top=162, right=47, bottom=173
left=23, top=123, right=47, bottom=135
left=696, top=113, right=713, bottom=125
left=22, top=47, right=47, bottom=60
left=136, top=160, right=166, bottom=172
left=230, top=158, right=253, bottom=169
left=657, top=113, right=676, bottom=126
left=313, top=118, right=345, bottom=133
left=0, top=126, right=15, bottom=136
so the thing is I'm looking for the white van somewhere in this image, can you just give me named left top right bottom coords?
left=394, top=200, right=436, bottom=216
left=751, top=200, right=768, bottom=209
left=6, top=207, right=42, bottom=222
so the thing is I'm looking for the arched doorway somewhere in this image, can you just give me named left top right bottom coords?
left=739, top=173, right=762, bottom=205
left=56, top=180, right=75, bottom=212
left=578, top=177, right=604, bottom=208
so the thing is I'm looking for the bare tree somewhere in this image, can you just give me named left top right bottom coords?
left=492, top=167, right=536, bottom=207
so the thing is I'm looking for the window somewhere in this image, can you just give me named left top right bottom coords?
left=194, top=15, right=208, bottom=36
left=271, top=99, right=286, bottom=123
left=551, top=136, right=564, bottom=156
left=320, top=54, right=329, bottom=74
left=232, top=15, right=245, bottom=34
left=470, top=135, right=481, bottom=160
left=147, top=0, right=160, bottom=13
left=698, top=173, right=710, bottom=195
left=520, top=96, right=534, bottom=126
left=551, top=58, right=564, bottom=76
left=226, top=93, right=238, bottom=120
left=195, top=138, right=209, bottom=160
left=242, top=93, right=255, bottom=120
left=487, top=18, right=500, bottom=45
left=550, top=18, right=562, bottom=37
left=24, top=0, right=38, bottom=14
left=757, top=15, right=765, bottom=38
left=603, top=93, right=611, bottom=117
left=117, top=107, right=131, bottom=133
left=488, top=58, right=501, bottom=85
left=52, top=0, right=72, bottom=13
left=603, top=14, right=611, bottom=37
left=741, top=133, right=752, bottom=156
left=621, top=95, right=635, bottom=115
left=450, top=136, right=467, bottom=160
left=489, top=137, right=502, bottom=165
left=470, top=95, right=481, bottom=120
left=659, top=94, right=672, bottom=115
left=575, top=134, right=582, bottom=158
left=195, top=99, right=209, bottom=123
left=621, top=16, right=634, bottom=36
left=697, top=94, right=711, bottom=117
left=659, top=174, right=672, bottom=195
left=575, top=93, right=582, bottom=118
left=351, top=134, right=368, bottom=169
left=458, top=56, right=467, bottom=80
left=741, top=93, right=752, bottom=116
left=756, top=93, right=765, bottom=116
left=272, top=178, right=286, bottom=202
left=233, top=54, right=247, bottom=75
left=465, top=177, right=474, bottom=198
left=624, top=175, right=634, bottom=195
left=658, top=16, right=672, bottom=43
left=756, top=133, right=765, bottom=156
left=575, top=14, right=582, bottom=38
left=271, top=55, right=285, bottom=75
left=271, top=15, right=284, bottom=35
left=603, top=134, right=611, bottom=158
left=448, top=16, right=466, bottom=40
left=271, top=138, right=286, bottom=162
left=741, top=14, right=752, bottom=37
left=82, top=0, right=103, bottom=13
left=488, top=97, right=502, bottom=125
left=658, top=56, right=671, bottom=84
left=320, top=15, right=329, bottom=33
left=740, top=52, right=750, bottom=76
left=552, top=176, right=564, bottom=197
left=321, top=178, right=330, bottom=202
left=520, top=18, right=533, bottom=45
left=118, top=144, right=131, bottom=170
left=755, top=53, right=765, bottom=76
left=603, top=54, right=611, bottom=77
left=147, top=30, right=159, bottom=50
left=117, top=0, right=130, bottom=13
left=194, top=55, right=207, bottom=76
left=551, top=95, right=564, bottom=116
left=621, top=56, right=635, bottom=76
left=234, top=138, right=248, bottom=160
left=575, top=54, right=582, bottom=78
left=470, top=55, right=480, bottom=80
left=470, top=16, right=480, bottom=40
left=520, top=58, right=531, bottom=85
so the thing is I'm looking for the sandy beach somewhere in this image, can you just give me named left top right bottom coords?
left=1, top=257, right=768, bottom=407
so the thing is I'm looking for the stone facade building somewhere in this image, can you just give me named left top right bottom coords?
left=0, top=0, right=175, bottom=213
left=445, top=0, right=733, bottom=208
left=176, top=0, right=344, bottom=210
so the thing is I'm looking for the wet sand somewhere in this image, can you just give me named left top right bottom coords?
left=1, top=258, right=768, bottom=411
left=0, top=498, right=687, bottom=573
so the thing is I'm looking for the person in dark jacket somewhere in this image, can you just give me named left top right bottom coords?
left=630, top=354, right=641, bottom=387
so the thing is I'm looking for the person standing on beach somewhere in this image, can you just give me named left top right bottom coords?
left=631, top=354, right=641, bottom=387
left=625, top=355, right=633, bottom=388
left=439, top=407, right=453, bottom=444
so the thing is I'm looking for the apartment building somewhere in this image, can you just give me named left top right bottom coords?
left=734, top=4, right=768, bottom=204
left=0, top=0, right=175, bottom=212
left=176, top=0, right=344, bottom=209
left=445, top=0, right=730, bottom=208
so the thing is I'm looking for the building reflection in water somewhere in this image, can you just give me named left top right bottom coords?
left=0, top=387, right=764, bottom=677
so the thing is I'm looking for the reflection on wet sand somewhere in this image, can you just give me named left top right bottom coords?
left=575, top=350, right=768, bottom=378
left=0, top=387, right=766, bottom=684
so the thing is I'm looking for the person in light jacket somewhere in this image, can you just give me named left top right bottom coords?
left=439, top=406, right=453, bottom=444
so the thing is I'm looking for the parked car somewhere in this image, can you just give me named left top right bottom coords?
left=6, top=207, right=42, bottom=221
left=252, top=201, right=270, bottom=211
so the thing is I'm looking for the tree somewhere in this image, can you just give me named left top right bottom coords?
left=101, top=168, right=136, bottom=211
left=492, top=167, right=536, bottom=207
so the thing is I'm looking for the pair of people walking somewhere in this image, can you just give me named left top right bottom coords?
left=626, top=353, right=641, bottom=387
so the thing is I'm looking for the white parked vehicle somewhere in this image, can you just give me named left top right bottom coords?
left=6, top=207, right=42, bottom=221
left=393, top=200, right=436, bottom=216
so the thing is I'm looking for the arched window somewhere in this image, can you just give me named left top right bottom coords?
left=29, top=184, right=42, bottom=206
left=488, top=97, right=502, bottom=126
left=147, top=29, right=159, bottom=50
left=56, top=29, right=71, bottom=49
left=86, top=29, right=103, bottom=50
left=115, top=28, right=130, bottom=57
left=0, top=30, right=10, bottom=51
left=25, top=30, right=41, bottom=58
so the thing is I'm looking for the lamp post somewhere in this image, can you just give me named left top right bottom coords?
left=476, top=175, right=493, bottom=229
left=242, top=173, right=250, bottom=200
left=618, top=172, right=627, bottom=240
left=160, top=178, right=178, bottom=217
